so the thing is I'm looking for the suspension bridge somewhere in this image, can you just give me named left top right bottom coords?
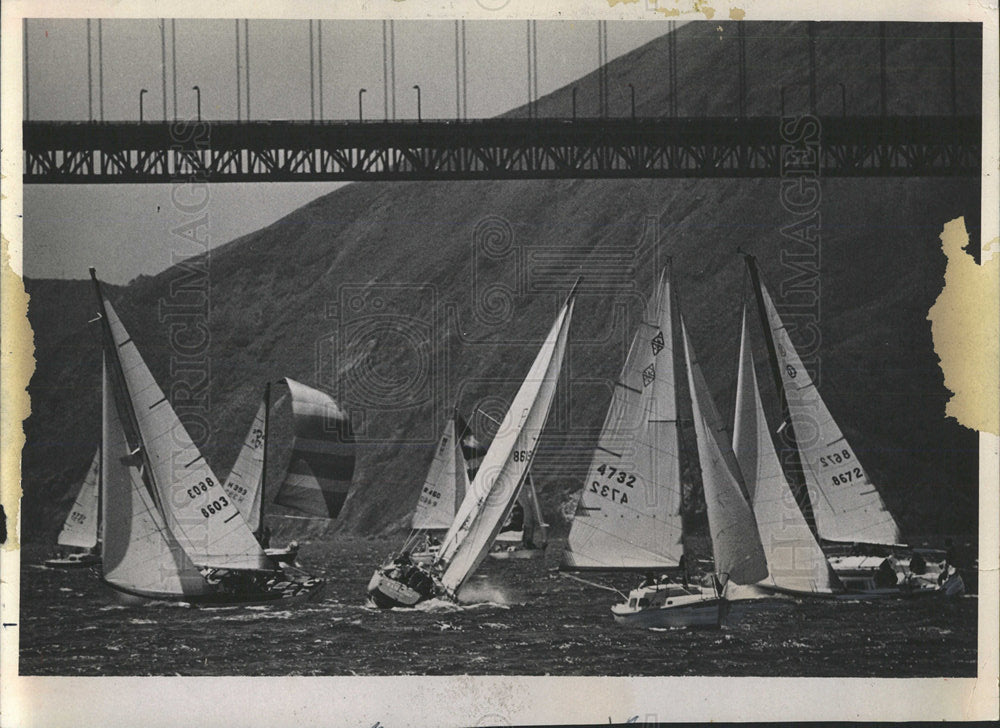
left=22, top=20, right=981, bottom=184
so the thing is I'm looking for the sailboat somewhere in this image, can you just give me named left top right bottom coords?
left=561, top=264, right=768, bottom=628
left=44, top=450, right=102, bottom=569
left=91, top=269, right=325, bottom=606
left=366, top=280, right=578, bottom=608
left=489, top=472, right=548, bottom=560
left=401, top=410, right=475, bottom=565
left=739, top=254, right=945, bottom=597
left=223, top=378, right=356, bottom=565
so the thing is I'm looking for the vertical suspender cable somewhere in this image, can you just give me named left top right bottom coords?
left=171, top=19, right=177, bottom=119
left=318, top=20, right=323, bottom=120
left=160, top=19, right=167, bottom=120
left=949, top=25, right=957, bottom=115
left=24, top=20, right=29, bottom=121
left=454, top=20, right=461, bottom=119
left=308, top=20, right=314, bottom=122
left=390, top=20, right=396, bottom=120
left=461, top=20, right=467, bottom=121
left=596, top=21, right=602, bottom=116
left=244, top=19, right=251, bottom=120
left=98, top=20, right=104, bottom=121
left=603, top=22, right=609, bottom=117
left=737, top=22, right=746, bottom=118
left=87, top=19, right=93, bottom=121
left=808, top=22, right=817, bottom=115
left=879, top=22, right=887, bottom=116
left=527, top=20, right=533, bottom=118
left=236, top=20, right=243, bottom=122
left=382, top=20, right=389, bottom=120
left=532, top=21, right=538, bottom=117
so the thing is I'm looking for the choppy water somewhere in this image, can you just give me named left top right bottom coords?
left=18, top=538, right=977, bottom=676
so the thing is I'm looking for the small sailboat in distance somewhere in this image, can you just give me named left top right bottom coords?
left=44, top=449, right=102, bottom=569
left=403, top=409, right=473, bottom=565
left=562, top=264, right=768, bottom=628
left=367, top=279, right=578, bottom=608
left=489, top=472, right=548, bottom=560
left=90, top=269, right=325, bottom=606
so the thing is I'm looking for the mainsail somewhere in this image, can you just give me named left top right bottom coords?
left=274, top=377, right=355, bottom=518
left=436, top=288, right=576, bottom=594
left=681, top=319, right=769, bottom=586
left=412, top=413, right=469, bottom=531
left=224, top=396, right=267, bottom=534
left=98, top=293, right=270, bottom=571
left=561, top=268, right=683, bottom=571
left=57, top=449, right=101, bottom=550
left=755, top=277, right=902, bottom=546
left=100, top=357, right=213, bottom=598
left=732, top=309, right=835, bottom=593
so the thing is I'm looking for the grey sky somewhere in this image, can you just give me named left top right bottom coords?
left=24, top=19, right=670, bottom=283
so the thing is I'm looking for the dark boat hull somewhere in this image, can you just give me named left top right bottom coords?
left=366, top=569, right=437, bottom=609
left=103, top=572, right=326, bottom=608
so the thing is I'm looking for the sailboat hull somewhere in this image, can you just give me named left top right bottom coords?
left=102, top=573, right=326, bottom=608
left=610, top=583, right=731, bottom=628
left=43, top=552, right=101, bottom=569
left=611, top=595, right=726, bottom=629
left=488, top=545, right=545, bottom=560
left=366, top=568, right=437, bottom=609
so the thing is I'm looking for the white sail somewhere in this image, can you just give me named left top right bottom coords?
left=57, top=449, right=100, bottom=550
left=733, top=309, right=834, bottom=593
left=101, top=357, right=213, bottom=598
left=562, top=269, right=683, bottom=570
left=224, top=397, right=267, bottom=533
left=758, top=282, right=902, bottom=546
left=682, top=319, right=768, bottom=586
left=436, top=293, right=575, bottom=593
left=412, top=415, right=467, bottom=530
left=101, top=298, right=269, bottom=571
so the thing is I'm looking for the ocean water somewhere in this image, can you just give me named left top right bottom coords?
left=17, top=538, right=977, bottom=676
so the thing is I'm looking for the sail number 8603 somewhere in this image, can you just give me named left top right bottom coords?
left=200, top=495, right=230, bottom=518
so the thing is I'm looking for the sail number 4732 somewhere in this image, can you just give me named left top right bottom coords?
left=590, top=463, right=635, bottom=504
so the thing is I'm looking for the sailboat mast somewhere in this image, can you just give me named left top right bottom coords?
left=89, top=268, right=162, bottom=512
left=259, top=380, right=271, bottom=539
left=742, top=254, right=817, bottom=532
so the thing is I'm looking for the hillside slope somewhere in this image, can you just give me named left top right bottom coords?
left=22, top=21, right=981, bottom=543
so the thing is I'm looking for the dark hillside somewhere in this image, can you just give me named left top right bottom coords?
left=22, top=21, right=981, bottom=543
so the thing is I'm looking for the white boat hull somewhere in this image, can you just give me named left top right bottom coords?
left=612, top=594, right=725, bottom=628
left=611, top=583, right=729, bottom=628
left=43, top=552, right=101, bottom=569
left=488, top=545, right=545, bottom=561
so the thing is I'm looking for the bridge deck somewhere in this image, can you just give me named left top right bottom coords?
left=23, top=116, right=980, bottom=183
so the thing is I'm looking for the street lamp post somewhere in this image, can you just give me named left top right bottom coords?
left=413, top=85, right=421, bottom=122
left=192, top=86, right=201, bottom=121
left=358, top=88, right=367, bottom=122
left=139, top=88, right=148, bottom=122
